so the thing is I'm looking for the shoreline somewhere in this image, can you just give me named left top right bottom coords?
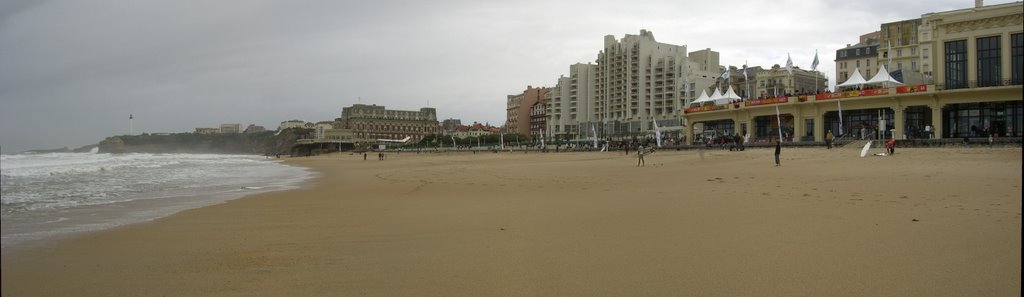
left=0, top=156, right=315, bottom=253
left=2, top=147, right=1020, bottom=296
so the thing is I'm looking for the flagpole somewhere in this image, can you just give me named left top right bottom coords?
left=813, top=50, right=818, bottom=95
left=838, top=101, right=844, bottom=136
left=775, top=105, right=784, bottom=142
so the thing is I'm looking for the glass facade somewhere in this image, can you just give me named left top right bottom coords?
left=943, top=101, right=1023, bottom=138
left=1013, top=33, right=1023, bottom=85
left=903, top=106, right=932, bottom=139
left=823, top=108, right=894, bottom=140
left=976, top=36, right=1001, bottom=87
left=945, top=40, right=967, bottom=89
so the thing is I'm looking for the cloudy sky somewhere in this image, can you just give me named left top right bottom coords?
left=0, top=0, right=1012, bottom=152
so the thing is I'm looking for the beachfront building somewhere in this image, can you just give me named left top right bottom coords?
left=243, top=124, right=266, bottom=134
left=880, top=18, right=927, bottom=84
left=836, top=35, right=880, bottom=84
left=505, top=86, right=550, bottom=138
left=278, top=120, right=307, bottom=131
left=529, top=99, right=546, bottom=140
left=684, top=1, right=1022, bottom=143
left=546, top=63, right=597, bottom=142
left=441, top=119, right=462, bottom=135
left=594, top=30, right=688, bottom=139
left=219, top=124, right=241, bottom=134
left=687, top=48, right=725, bottom=101
left=194, top=127, right=220, bottom=134
left=336, top=104, right=439, bottom=144
left=754, top=65, right=828, bottom=98
left=452, top=122, right=500, bottom=139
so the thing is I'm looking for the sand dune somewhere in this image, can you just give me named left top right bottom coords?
left=2, top=147, right=1021, bottom=296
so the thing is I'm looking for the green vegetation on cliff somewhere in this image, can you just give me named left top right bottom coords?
left=98, top=128, right=314, bottom=154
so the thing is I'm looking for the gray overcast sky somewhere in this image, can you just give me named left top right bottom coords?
left=0, top=0, right=1014, bottom=152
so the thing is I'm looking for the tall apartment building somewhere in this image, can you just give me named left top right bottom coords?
left=546, top=63, right=596, bottom=140
left=505, top=86, right=550, bottom=137
left=880, top=18, right=924, bottom=83
left=336, top=104, right=439, bottom=143
left=594, top=30, right=688, bottom=136
left=686, top=48, right=724, bottom=101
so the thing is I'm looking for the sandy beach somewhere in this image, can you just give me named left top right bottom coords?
left=2, top=146, right=1021, bottom=296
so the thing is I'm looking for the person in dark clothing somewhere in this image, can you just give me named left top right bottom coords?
left=774, top=140, right=781, bottom=166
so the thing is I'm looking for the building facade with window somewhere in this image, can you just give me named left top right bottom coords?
left=545, top=63, right=597, bottom=141
left=506, top=86, right=550, bottom=138
left=594, top=30, right=688, bottom=137
left=835, top=36, right=880, bottom=84
left=685, top=1, right=1021, bottom=142
left=880, top=18, right=925, bottom=84
left=336, top=104, right=439, bottom=143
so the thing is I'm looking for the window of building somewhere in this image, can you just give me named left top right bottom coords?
left=911, top=47, right=917, bottom=55
left=944, top=40, right=967, bottom=89
left=977, top=36, right=1001, bottom=87
left=1012, top=33, right=1023, bottom=85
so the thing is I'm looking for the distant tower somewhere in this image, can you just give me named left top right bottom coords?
left=129, top=114, right=133, bottom=135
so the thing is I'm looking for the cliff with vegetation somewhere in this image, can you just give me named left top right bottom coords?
left=97, top=128, right=314, bottom=154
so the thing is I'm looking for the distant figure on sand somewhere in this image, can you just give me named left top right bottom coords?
left=637, top=144, right=645, bottom=167
left=886, top=138, right=896, bottom=155
left=826, top=130, right=834, bottom=149
left=774, top=140, right=781, bottom=166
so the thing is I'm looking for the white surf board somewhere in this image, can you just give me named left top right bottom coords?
left=860, top=141, right=873, bottom=158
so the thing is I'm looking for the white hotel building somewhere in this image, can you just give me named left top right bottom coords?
left=546, top=30, right=723, bottom=140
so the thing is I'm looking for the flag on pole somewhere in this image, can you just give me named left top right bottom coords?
left=775, top=105, right=784, bottom=141
left=785, top=53, right=793, bottom=75
left=591, top=124, right=598, bottom=148
left=653, top=118, right=662, bottom=148
left=720, top=68, right=730, bottom=80
left=540, top=129, right=545, bottom=148
left=811, top=51, right=819, bottom=71
left=500, top=132, right=505, bottom=149
left=742, top=62, right=748, bottom=80
left=838, top=101, right=844, bottom=136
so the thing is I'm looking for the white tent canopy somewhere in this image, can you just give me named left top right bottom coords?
left=867, top=64, right=903, bottom=86
left=708, top=87, right=724, bottom=103
left=721, top=86, right=742, bottom=103
left=690, top=89, right=711, bottom=105
left=837, top=67, right=868, bottom=89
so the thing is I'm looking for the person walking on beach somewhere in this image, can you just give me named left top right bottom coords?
left=637, top=144, right=645, bottom=167
left=774, top=140, right=781, bottom=166
left=826, top=130, right=834, bottom=149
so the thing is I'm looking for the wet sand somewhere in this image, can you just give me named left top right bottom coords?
left=2, top=146, right=1021, bottom=296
